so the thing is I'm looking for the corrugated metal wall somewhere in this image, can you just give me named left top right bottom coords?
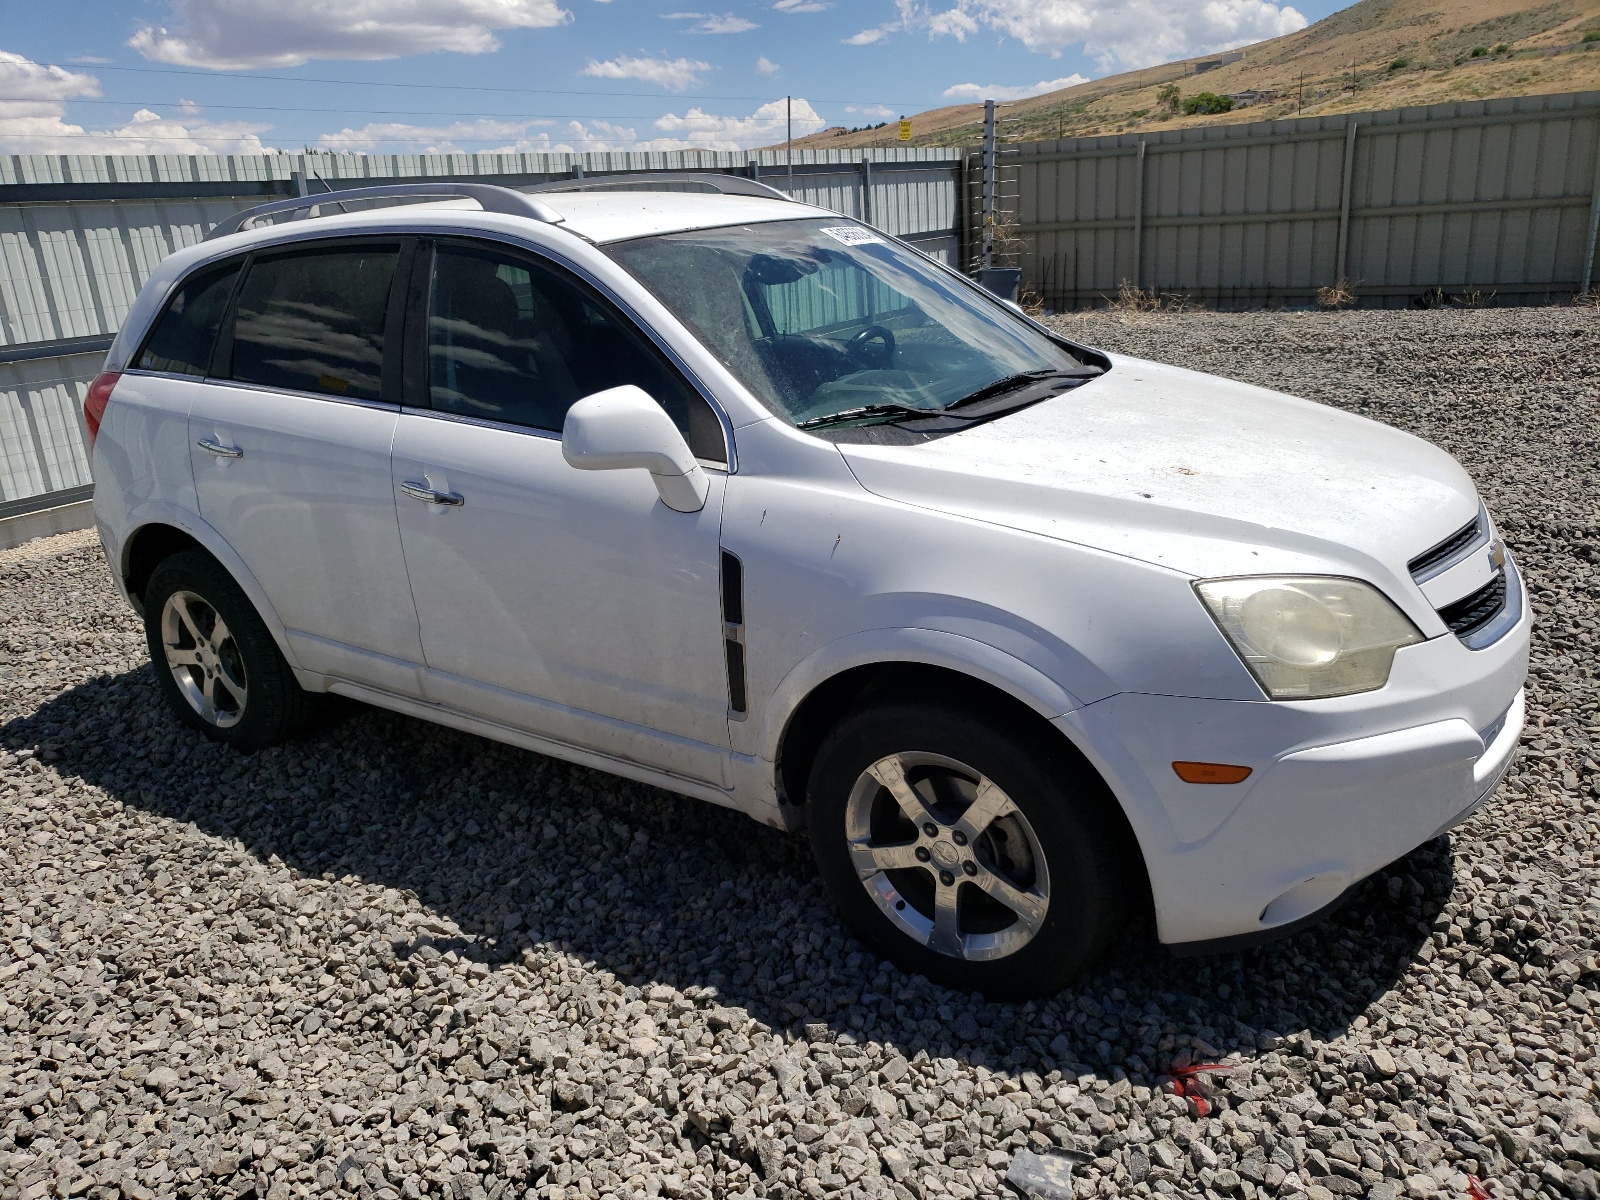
left=1003, top=91, right=1600, bottom=309
left=0, top=147, right=962, bottom=511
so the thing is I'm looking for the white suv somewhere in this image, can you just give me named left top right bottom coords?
left=86, top=177, right=1528, bottom=998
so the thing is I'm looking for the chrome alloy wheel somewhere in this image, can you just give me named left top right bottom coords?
left=159, top=590, right=248, bottom=729
left=844, top=751, right=1050, bottom=961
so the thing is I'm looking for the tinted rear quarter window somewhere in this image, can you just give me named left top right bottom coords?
left=228, top=245, right=399, bottom=401
left=135, top=261, right=240, bottom=376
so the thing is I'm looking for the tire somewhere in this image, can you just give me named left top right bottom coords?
left=143, top=549, right=321, bottom=752
left=807, top=697, right=1133, bottom=999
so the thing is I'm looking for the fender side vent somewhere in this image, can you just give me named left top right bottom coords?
left=721, top=551, right=747, bottom=718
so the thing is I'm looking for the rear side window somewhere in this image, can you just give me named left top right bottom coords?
left=227, top=245, right=399, bottom=401
left=135, top=261, right=239, bottom=376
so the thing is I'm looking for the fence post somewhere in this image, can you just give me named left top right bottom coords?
left=1583, top=119, right=1600, bottom=296
left=1131, top=141, right=1146, bottom=290
left=981, top=100, right=997, bottom=270
left=1336, top=120, right=1358, bottom=283
left=861, top=158, right=873, bottom=226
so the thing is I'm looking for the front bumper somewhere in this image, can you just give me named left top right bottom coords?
left=1060, top=577, right=1530, bottom=947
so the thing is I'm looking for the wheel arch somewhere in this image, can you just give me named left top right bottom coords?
left=774, top=656, right=1154, bottom=923
left=117, top=511, right=303, bottom=673
left=764, top=628, right=1152, bottom=908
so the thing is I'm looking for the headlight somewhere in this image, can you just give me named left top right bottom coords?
left=1194, top=576, right=1423, bottom=700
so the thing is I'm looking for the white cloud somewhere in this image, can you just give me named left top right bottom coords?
left=663, top=11, right=759, bottom=33
left=696, top=13, right=758, bottom=32
left=844, top=27, right=890, bottom=44
left=317, top=117, right=557, bottom=154
left=128, top=0, right=571, bottom=70
left=894, top=0, right=1306, bottom=72
left=580, top=54, right=713, bottom=91
left=942, top=74, right=1087, bottom=100
left=773, top=0, right=830, bottom=11
left=0, top=50, right=271, bottom=154
left=653, top=97, right=824, bottom=150
left=845, top=104, right=895, bottom=118
left=755, top=56, right=780, bottom=75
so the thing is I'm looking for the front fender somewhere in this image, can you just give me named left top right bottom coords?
left=111, top=501, right=306, bottom=675
left=742, top=624, right=1088, bottom=780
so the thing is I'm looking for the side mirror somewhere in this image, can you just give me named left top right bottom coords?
left=561, top=385, right=710, bottom=514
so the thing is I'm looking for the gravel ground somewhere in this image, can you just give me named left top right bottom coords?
left=2, top=307, right=1599, bottom=1200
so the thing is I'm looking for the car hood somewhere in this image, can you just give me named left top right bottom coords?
left=836, top=354, right=1480, bottom=594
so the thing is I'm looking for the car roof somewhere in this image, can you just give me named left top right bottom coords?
left=213, top=189, right=834, bottom=250
left=533, top=191, right=830, bottom=243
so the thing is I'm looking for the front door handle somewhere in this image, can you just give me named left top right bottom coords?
left=401, top=480, right=464, bottom=506
left=197, top=438, right=243, bottom=459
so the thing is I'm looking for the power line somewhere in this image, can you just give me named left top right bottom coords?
left=0, top=97, right=801, bottom=121
left=72, top=61, right=947, bottom=109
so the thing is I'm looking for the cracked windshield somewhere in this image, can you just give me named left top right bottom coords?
left=608, top=218, right=1095, bottom=429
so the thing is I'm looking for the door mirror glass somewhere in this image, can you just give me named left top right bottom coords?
left=561, top=385, right=709, bottom=513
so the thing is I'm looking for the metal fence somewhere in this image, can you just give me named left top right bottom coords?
left=0, top=147, right=962, bottom=514
left=995, top=91, right=1600, bottom=310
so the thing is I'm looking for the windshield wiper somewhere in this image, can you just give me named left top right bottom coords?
left=944, top=366, right=1100, bottom=411
left=795, top=403, right=943, bottom=430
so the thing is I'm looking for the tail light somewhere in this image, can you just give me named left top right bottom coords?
left=83, top=371, right=121, bottom=453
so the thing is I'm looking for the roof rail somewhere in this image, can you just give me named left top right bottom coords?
left=205, top=182, right=563, bottom=241
left=522, top=171, right=792, bottom=202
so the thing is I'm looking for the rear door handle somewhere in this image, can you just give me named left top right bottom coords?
left=401, top=480, right=464, bottom=506
left=197, top=438, right=243, bottom=459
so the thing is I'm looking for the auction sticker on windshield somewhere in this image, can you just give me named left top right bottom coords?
left=820, top=226, right=884, bottom=246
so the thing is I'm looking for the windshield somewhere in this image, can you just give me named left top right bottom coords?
left=606, top=218, right=1097, bottom=429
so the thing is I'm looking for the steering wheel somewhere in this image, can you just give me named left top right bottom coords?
left=847, top=324, right=896, bottom=369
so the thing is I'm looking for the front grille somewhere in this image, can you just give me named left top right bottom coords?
left=1438, top=571, right=1506, bottom=640
left=1409, top=512, right=1485, bottom=582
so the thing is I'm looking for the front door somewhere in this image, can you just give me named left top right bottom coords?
left=189, top=239, right=425, bottom=694
left=391, top=238, right=733, bottom=784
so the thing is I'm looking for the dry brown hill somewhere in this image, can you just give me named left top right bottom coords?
left=781, top=0, right=1600, bottom=149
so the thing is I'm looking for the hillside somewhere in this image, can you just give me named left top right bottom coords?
left=787, top=0, right=1600, bottom=149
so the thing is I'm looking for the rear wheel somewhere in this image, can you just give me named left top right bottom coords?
left=807, top=699, right=1132, bottom=998
left=143, top=550, right=320, bottom=751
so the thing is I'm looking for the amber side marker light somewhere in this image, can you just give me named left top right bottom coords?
left=1172, top=761, right=1253, bottom=785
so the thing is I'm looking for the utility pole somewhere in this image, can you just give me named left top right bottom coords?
left=786, top=95, right=793, bottom=190
left=981, top=98, right=997, bottom=270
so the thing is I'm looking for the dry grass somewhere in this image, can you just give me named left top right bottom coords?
left=1105, top=280, right=1193, bottom=316
left=1316, top=278, right=1359, bottom=309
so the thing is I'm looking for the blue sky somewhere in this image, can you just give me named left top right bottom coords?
left=0, top=0, right=1358, bottom=156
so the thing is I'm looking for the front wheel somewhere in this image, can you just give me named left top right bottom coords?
left=143, top=549, right=320, bottom=752
left=807, top=700, right=1133, bottom=999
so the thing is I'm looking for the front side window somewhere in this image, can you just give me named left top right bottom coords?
left=608, top=219, right=1098, bottom=429
left=136, top=261, right=239, bottom=376
left=228, top=244, right=399, bottom=402
left=426, top=242, right=724, bottom=460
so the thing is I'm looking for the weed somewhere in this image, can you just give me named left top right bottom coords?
left=1156, top=83, right=1181, bottom=114
left=1585, top=30, right=1600, bottom=43
left=1107, top=281, right=1190, bottom=315
left=1451, top=288, right=1497, bottom=309
left=1316, top=278, right=1358, bottom=309
left=1576, top=288, right=1600, bottom=309
left=1471, top=45, right=1488, bottom=57
left=1390, top=57, right=1410, bottom=71
left=1494, top=43, right=1509, bottom=54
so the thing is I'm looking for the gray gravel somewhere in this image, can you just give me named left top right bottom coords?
left=2, top=306, right=1599, bottom=1200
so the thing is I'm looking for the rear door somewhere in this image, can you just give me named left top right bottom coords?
left=390, top=237, right=734, bottom=784
left=188, top=238, right=425, bottom=694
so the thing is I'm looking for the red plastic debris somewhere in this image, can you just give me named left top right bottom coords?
left=1165, top=1062, right=1233, bottom=1118
left=1466, top=1176, right=1491, bottom=1200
